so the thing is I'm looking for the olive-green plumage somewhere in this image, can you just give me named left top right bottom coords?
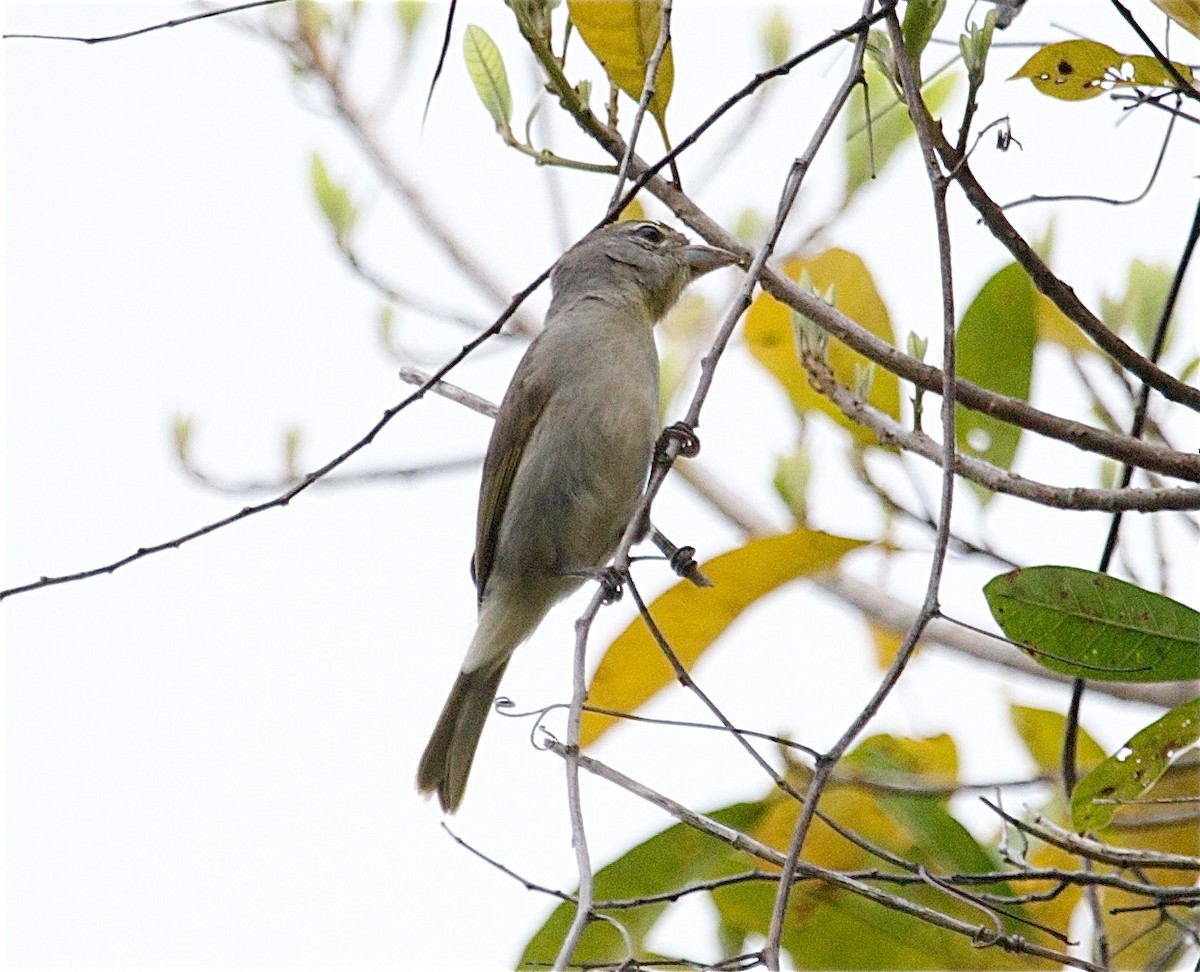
left=416, top=221, right=736, bottom=812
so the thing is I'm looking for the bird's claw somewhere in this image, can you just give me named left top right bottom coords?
left=670, top=545, right=713, bottom=587
left=655, top=421, right=700, bottom=462
left=598, top=567, right=625, bottom=604
left=565, top=565, right=626, bottom=603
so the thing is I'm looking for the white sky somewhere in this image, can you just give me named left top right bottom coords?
left=4, top=1, right=1199, bottom=967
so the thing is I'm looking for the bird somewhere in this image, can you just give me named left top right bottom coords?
left=416, top=219, right=737, bottom=812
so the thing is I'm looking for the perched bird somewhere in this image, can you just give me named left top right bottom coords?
left=416, top=220, right=737, bottom=812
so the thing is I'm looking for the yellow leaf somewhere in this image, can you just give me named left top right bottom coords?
left=567, top=0, right=674, bottom=127
left=1010, top=39, right=1193, bottom=101
left=582, top=529, right=866, bottom=746
left=1009, top=703, right=1106, bottom=776
left=1036, top=291, right=1093, bottom=353
left=868, top=619, right=909, bottom=668
left=616, top=196, right=645, bottom=222
left=1101, top=762, right=1200, bottom=968
left=744, top=248, right=900, bottom=447
left=1153, top=0, right=1200, bottom=38
left=1123, top=53, right=1195, bottom=88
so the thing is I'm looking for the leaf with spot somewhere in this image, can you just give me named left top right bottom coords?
left=463, top=24, right=512, bottom=132
left=955, top=263, right=1037, bottom=503
left=1010, top=39, right=1194, bottom=101
left=984, top=566, right=1200, bottom=682
left=1072, top=698, right=1200, bottom=832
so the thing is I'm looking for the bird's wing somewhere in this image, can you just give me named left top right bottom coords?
left=471, top=365, right=554, bottom=601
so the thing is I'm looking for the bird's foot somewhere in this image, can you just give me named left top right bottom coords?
left=647, top=526, right=712, bottom=587
left=655, top=421, right=700, bottom=462
left=669, top=544, right=712, bottom=588
left=564, top=565, right=626, bottom=604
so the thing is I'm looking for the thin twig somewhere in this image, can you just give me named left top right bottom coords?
left=556, top=8, right=676, bottom=965
left=764, top=8, right=957, bottom=962
left=2, top=0, right=288, bottom=43
left=1, top=271, right=552, bottom=601
left=804, top=357, right=1200, bottom=511
left=543, top=742, right=1108, bottom=972
left=608, top=0, right=673, bottom=211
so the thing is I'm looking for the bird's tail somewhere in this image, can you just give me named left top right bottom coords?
left=415, top=657, right=511, bottom=813
left=417, top=584, right=555, bottom=812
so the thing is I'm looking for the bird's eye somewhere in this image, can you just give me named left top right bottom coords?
left=634, top=223, right=666, bottom=245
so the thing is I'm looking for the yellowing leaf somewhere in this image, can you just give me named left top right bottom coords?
left=747, top=735, right=1021, bottom=970
left=616, top=195, right=645, bottom=222
left=582, top=529, right=866, bottom=746
left=844, top=732, right=959, bottom=780
left=1010, top=703, right=1106, bottom=777
left=568, top=0, right=674, bottom=128
left=744, top=248, right=900, bottom=447
left=1037, top=291, right=1092, bottom=353
left=868, top=619, right=908, bottom=668
left=1010, top=39, right=1194, bottom=101
left=1123, top=53, right=1195, bottom=87
left=1153, top=0, right=1200, bottom=38
left=1101, top=761, right=1200, bottom=967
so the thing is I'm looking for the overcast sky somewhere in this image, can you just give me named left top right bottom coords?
left=5, top=1, right=1199, bottom=967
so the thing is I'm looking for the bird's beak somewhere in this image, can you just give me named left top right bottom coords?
left=684, top=244, right=739, bottom=278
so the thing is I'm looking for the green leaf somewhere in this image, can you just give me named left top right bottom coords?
left=395, top=0, right=426, bottom=36
left=518, top=801, right=768, bottom=967
left=171, top=413, right=195, bottom=464
left=282, top=425, right=303, bottom=481
left=1100, top=259, right=1175, bottom=356
left=582, top=529, right=867, bottom=746
left=567, top=0, right=674, bottom=128
left=901, top=0, right=947, bottom=67
left=843, top=734, right=1002, bottom=877
left=463, top=24, right=513, bottom=131
left=959, top=8, right=996, bottom=90
left=776, top=881, right=1019, bottom=969
left=985, top=566, right=1200, bottom=682
left=1072, top=698, right=1200, bottom=832
left=955, top=263, right=1037, bottom=504
left=844, top=65, right=957, bottom=203
left=772, top=447, right=812, bottom=523
left=761, top=7, right=791, bottom=66
left=744, top=248, right=901, bottom=447
left=719, top=735, right=1023, bottom=968
left=309, top=151, right=357, bottom=246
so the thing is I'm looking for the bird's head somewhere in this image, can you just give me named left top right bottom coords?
left=550, top=220, right=739, bottom=322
